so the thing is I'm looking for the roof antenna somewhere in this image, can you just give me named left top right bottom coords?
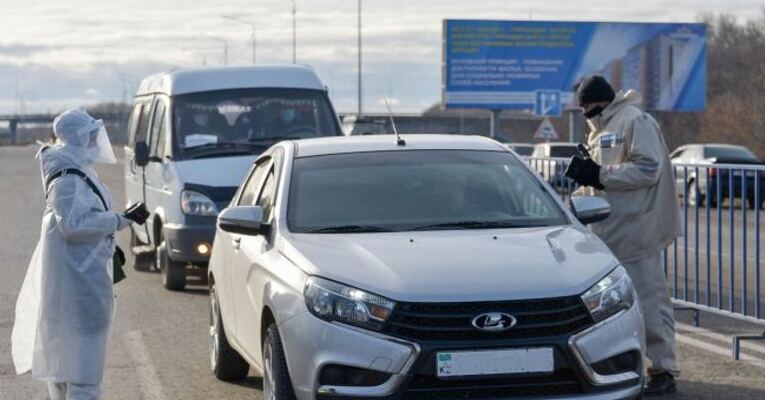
left=384, top=98, right=405, bottom=146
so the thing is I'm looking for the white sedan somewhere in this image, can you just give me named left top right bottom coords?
left=207, top=134, right=645, bottom=400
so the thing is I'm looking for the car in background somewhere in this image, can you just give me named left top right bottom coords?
left=342, top=115, right=388, bottom=135
left=207, top=134, right=645, bottom=400
left=670, top=143, right=764, bottom=209
left=506, top=142, right=534, bottom=156
left=124, top=65, right=343, bottom=290
left=531, top=142, right=580, bottom=188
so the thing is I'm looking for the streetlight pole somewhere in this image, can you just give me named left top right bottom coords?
left=357, top=0, right=362, bottom=117
left=222, top=14, right=257, bottom=64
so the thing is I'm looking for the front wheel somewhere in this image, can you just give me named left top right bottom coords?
left=687, top=180, right=705, bottom=207
left=130, top=228, right=153, bottom=272
left=209, top=285, right=249, bottom=381
left=263, top=324, right=297, bottom=400
left=155, top=232, right=186, bottom=291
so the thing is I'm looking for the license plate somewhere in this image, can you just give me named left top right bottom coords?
left=436, top=348, right=554, bottom=377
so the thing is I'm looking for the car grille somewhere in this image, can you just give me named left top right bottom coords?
left=403, top=368, right=583, bottom=399
left=383, top=296, right=593, bottom=341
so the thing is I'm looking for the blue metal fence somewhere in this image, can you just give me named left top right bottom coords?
left=525, top=156, right=765, bottom=358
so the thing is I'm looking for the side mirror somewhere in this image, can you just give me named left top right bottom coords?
left=570, top=196, right=611, bottom=225
left=134, top=142, right=150, bottom=167
left=218, top=206, right=265, bottom=236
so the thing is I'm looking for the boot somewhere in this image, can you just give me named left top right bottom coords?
left=644, top=371, right=676, bottom=397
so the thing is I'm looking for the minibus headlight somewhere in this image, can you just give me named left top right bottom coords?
left=304, top=277, right=395, bottom=331
left=181, top=190, right=219, bottom=216
left=581, top=266, right=635, bottom=322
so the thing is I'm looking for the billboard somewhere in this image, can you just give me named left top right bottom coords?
left=442, top=20, right=707, bottom=114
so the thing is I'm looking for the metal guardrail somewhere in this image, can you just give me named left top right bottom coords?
left=525, top=156, right=764, bottom=359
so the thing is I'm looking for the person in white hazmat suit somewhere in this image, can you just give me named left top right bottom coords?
left=565, top=75, right=683, bottom=397
left=12, top=109, right=149, bottom=400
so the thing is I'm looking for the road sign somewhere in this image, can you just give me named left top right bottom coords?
left=442, top=20, right=707, bottom=111
left=535, top=90, right=562, bottom=117
left=534, top=118, right=559, bottom=140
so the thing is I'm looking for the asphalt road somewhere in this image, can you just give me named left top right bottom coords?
left=1, top=144, right=765, bottom=400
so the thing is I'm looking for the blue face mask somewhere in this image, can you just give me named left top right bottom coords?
left=281, top=109, right=296, bottom=123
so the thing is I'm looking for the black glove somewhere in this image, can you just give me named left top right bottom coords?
left=564, top=156, right=605, bottom=190
left=123, top=202, right=150, bottom=225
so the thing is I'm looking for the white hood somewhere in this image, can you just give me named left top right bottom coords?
left=174, top=155, right=257, bottom=187
left=281, top=225, right=620, bottom=303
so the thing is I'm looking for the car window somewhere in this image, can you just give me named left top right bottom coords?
left=288, top=150, right=568, bottom=233
left=704, top=146, right=758, bottom=161
left=135, top=98, right=153, bottom=144
left=149, top=100, right=167, bottom=158
left=512, top=146, right=534, bottom=156
left=549, top=146, right=578, bottom=158
left=238, top=158, right=271, bottom=206
left=256, top=169, right=276, bottom=222
left=127, top=103, right=143, bottom=147
left=172, top=88, right=342, bottom=160
left=670, top=149, right=684, bottom=159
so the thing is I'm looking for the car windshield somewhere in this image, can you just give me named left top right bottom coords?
left=704, top=146, right=758, bottom=161
left=549, top=146, right=578, bottom=158
left=288, top=150, right=568, bottom=233
left=173, top=88, right=341, bottom=160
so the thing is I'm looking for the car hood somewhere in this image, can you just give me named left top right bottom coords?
left=174, top=155, right=257, bottom=187
left=281, top=225, right=620, bottom=303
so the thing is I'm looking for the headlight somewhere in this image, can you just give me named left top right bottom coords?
left=304, top=276, right=396, bottom=331
left=581, top=266, right=635, bottom=322
left=181, top=190, right=219, bottom=216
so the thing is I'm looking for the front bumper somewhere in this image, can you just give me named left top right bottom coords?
left=163, top=218, right=216, bottom=264
left=279, top=302, right=645, bottom=400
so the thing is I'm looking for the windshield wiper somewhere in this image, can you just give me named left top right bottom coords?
left=411, top=220, right=536, bottom=231
left=184, top=142, right=269, bottom=158
left=303, top=225, right=394, bottom=233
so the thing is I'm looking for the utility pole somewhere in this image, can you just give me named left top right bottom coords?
left=222, top=14, right=257, bottom=64
left=291, top=0, right=297, bottom=63
left=357, top=0, right=362, bottom=117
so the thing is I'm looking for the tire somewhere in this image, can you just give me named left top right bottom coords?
left=747, top=197, right=763, bottom=210
left=687, top=180, right=705, bottom=207
left=130, top=228, right=153, bottom=272
left=263, top=324, right=297, bottom=400
left=155, top=231, right=186, bottom=291
left=209, top=284, right=249, bottom=381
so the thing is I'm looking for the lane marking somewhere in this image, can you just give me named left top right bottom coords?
left=124, top=330, right=167, bottom=400
left=676, top=333, right=765, bottom=369
left=677, top=322, right=765, bottom=357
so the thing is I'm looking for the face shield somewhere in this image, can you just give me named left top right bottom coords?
left=79, top=119, right=117, bottom=164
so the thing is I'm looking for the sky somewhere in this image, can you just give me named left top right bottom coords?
left=1, top=0, right=763, bottom=115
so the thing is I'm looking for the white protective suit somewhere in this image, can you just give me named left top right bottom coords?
left=12, top=110, right=129, bottom=392
left=574, top=90, right=682, bottom=374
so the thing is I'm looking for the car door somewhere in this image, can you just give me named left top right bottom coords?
left=222, top=156, right=273, bottom=349
left=231, top=149, right=283, bottom=359
left=125, top=97, right=154, bottom=243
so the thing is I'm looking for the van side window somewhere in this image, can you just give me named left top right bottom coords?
left=256, top=169, right=276, bottom=222
left=127, top=103, right=143, bottom=147
left=150, top=100, right=168, bottom=158
left=238, top=159, right=271, bottom=206
left=136, top=99, right=153, bottom=145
